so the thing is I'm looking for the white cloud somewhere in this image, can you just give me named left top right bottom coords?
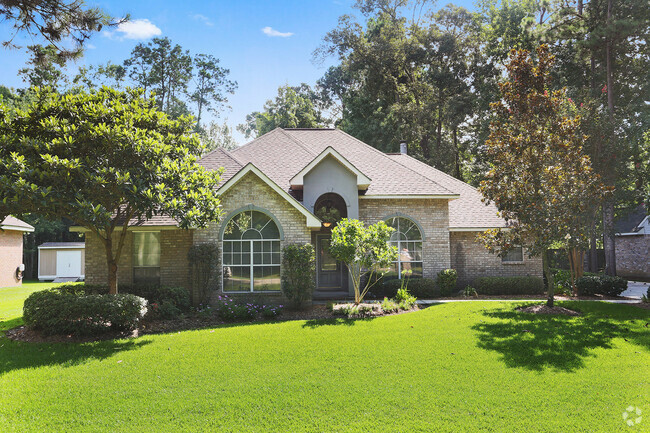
left=85, top=43, right=96, bottom=49
left=261, top=26, right=294, bottom=38
left=108, top=19, right=162, bottom=40
left=191, top=14, right=213, bottom=27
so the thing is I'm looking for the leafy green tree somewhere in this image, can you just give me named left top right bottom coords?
left=328, top=219, right=397, bottom=304
left=199, top=120, right=238, bottom=152
left=238, top=84, right=329, bottom=139
left=18, top=45, right=67, bottom=89
left=281, top=244, right=316, bottom=310
left=0, top=0, right=119, bottom=60
left=191, top=54, right=237, bottom=126
left=0, top=87, right=223, bottom=294
left=478, top=46, right=610, bottom=307
left=73, top=62, right=127, bottom=90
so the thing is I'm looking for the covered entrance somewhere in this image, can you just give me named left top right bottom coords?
left=314, top=234, right=348, bottom=298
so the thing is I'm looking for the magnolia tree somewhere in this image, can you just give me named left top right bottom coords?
left=328, top=219, right=397, bottom=304
left=478, top=46, right=610, bottom=307
left=0, top=87, right=223, bottom=294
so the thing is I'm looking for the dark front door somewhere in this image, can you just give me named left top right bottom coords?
left=316, top=235, right=347, bottom=294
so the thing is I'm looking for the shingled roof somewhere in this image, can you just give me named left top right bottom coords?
left=199, top=128, right=504, bottom=230
left=1, top=216, right=34, bottom=232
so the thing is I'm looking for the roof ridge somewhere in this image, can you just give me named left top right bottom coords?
left=200, top=147, right=244, bottom=167
left=277, top=128, right=317, bottom=156
left=334, top=129, right=457, bottom=195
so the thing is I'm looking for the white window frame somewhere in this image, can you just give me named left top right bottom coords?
left=385, top=216, right=423, bottom=279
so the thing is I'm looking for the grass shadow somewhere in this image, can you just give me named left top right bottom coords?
left=472, top=302, right=650, bottom=372
left=302, top=316, right=372, bottom=328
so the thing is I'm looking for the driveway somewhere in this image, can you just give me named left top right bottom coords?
left=622, top=281, right=649, bottom=299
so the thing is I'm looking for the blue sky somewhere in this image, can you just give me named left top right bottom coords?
left=0, top=0, right=474, bottom=143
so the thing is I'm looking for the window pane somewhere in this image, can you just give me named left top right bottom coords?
left=223, top=266, right=251, bottom=292
left=409, top=262, right=423, bottom=278
left=133, top=232, right=160, bottom=267
left=253, top=266, right=281, bottom=292
left=252, top=211, right=271, bottom=231
left=242, top=229, right=262, bottom=240
left=502, top=247, right=524, bottom=262
left=133, top=267, right=160, bottom=286
left=384, top=262, right=399, bottom=280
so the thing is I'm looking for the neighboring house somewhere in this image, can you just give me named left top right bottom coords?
left=37, top=242, right=86, bottom=282
left=0, top=216, right=34, bottom=288
left=615, top=204, right=649, bottom=280
left=78, top=128, right=542, bottom=302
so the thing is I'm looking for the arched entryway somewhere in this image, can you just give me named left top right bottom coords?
left=313, top=193, right=349, bottom=298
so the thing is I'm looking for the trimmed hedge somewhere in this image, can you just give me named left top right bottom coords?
left=23, top=290, right=147, bottom=336
left=474, top=276, right=545, bottom=295
left=374, top=278, right=438, bottom=299
left=281, top=243, right=316, bottom=309
left=575, top=275, right=627, bottom=297
left=437, top=269, right=458, bottom=296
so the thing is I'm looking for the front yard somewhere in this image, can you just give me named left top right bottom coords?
left=0, top=282, right=648, bottom=432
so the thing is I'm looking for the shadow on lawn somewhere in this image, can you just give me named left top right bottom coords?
left=472, top=302, right=650, bottom=372
left=0, top=318, right=151, bottom=376
left=302, top=317, right=368, bottom=328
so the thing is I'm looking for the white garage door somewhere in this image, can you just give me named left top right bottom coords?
left=56, top=250, right=82, bottom=278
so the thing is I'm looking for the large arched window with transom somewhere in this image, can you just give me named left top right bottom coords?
left=222, top=210, right=281, bottom=292
left=385, top=216, right=423, bottom=279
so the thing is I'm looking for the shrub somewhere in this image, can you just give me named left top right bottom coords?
left=213, top=295, right=258, bottom=321
left=377, top=278, right=438, bottom=299
left=281, top=243, right=316, bottom=309
left=463, top=286, right=478, bottom=297
left=121, top=285, right=191, bottom=318
left=474, top=276, right=545, bottom=295
left=54, top=283, right=108, bottom=296
left=437, top=269, right=458, bottom=296
left=259, top=305, right=283, bottom=319
left=575, top=275, right=628, bottom=296
left=395, top=287, right=417, bottom=310
left=642, top=288, right=649, bottom=303
left=380, top=297, right=399, bottom=313
left=188, top=242, right=221, bottom=305
left=23, top=290, right=147, bottom=336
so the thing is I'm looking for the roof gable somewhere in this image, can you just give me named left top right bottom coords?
left=1, top=216, right=34, bottom=232
left=290, top=146, right=371, bottom=190
left=217, top=163, right=321, bottom=228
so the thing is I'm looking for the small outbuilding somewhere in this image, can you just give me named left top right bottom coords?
left=38, top=242, right=86, bottom=282
left=0, top=216, right=34, bottom=288
left=615, top=204, right=649, bottom=280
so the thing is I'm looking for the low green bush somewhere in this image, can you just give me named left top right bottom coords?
left=377, top=277, right=438, bottom=299
left=119, top=285, right=191, bottom=319
left=23, top=290, right=147, bottom=336
left=463, top=286, right=478, bottom=297
left=259, top=305, right=283, bottom=319
left=54, top=283, right=108, bottom=296
left=395, top=287, right=417, bottom=310
left=551, top=268, right=600, bottom=295
left=575, top=275, right=628, bottom=296
left=474, top=276, right=545, bottom=295
left=380, top=297, right=399, bottom=313
left=437, top=269, right=458, bottom=296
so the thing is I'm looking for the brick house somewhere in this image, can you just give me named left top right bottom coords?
left=615, top=204, right=649, bottom=280
left=80, top=128, right=542, bottom=301
left=0, top=216, right=34, bottom=288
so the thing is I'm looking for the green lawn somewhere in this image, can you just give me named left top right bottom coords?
left=0, top=282, right=649, bottom=432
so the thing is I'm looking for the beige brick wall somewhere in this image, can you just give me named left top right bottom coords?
left=194, top=171, right=312, bottom=302
left=358, top=198, right=451, bottom=279
left=450, top=231, right=543, bottom=287
left=85, top=229, right=193, bottom=289
left=615, top=235, right=650, bottom=279
left=0, top=231, right=24, bottom=288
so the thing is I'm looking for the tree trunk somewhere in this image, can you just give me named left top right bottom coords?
left=603, top=202, right=617, bottom=275
left=103, top=234, right=119, bottom=294
left=543, top=249, right=554, bottom=307
left=453, top=127, right=463, bottom=181
left=589, top=217, right=598, bottom=272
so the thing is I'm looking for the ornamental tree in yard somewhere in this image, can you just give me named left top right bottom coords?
left=328, top=219, right=397, bottom=304
left=478, top=46, right=610, bottom=307
left=0, top=87, right=223, bottom=294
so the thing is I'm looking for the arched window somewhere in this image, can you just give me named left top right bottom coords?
left=385, top=216, right=423, bottom=279
left=222, top=210, right=281, bottom=292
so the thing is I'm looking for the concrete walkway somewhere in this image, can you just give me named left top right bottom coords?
left=622, top=281, right=649, bottom=299
left=417, top=299, right=642, bottom=305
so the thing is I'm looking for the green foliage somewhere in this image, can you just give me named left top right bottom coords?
left=0, top=87, right=223, bottom=294
left=23, top=289, right=147, bottom=336
left=188, top=243, right=221, bottom=305
left=212, top=295, right=280, bottom=321
left=122, top=286, right=191, bottom=314
left=395, top=287, right=417, bottom=310
left=380, top=297, right=399, bottom=314
left=328, top=218, right=397, bottom=304
left=463, top=286, right=478, bottom=298
left=575, top=275, right=628, bottom=297
left=237, top=83, right=329, bottom=138
left=552, top=268, right=599, bottom=296
left=281, top=243, right=316, bottom=309
left=378, top=278, right=438, bottom=299
left=1, top=1, right=114, bottom=61
left=436, top=269, right=458, bottom=296
left=474, top=276, right=545, bottom=295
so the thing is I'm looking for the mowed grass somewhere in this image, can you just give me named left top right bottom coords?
left=0, top=283, right=649, bottom=432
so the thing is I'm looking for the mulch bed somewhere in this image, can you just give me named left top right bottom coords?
left=516, top=304, right=582, bottom=316
left=4, top=304, right=421, bottom=343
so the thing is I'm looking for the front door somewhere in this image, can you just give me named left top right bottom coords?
left=316, top=235, right=347, bottom=294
